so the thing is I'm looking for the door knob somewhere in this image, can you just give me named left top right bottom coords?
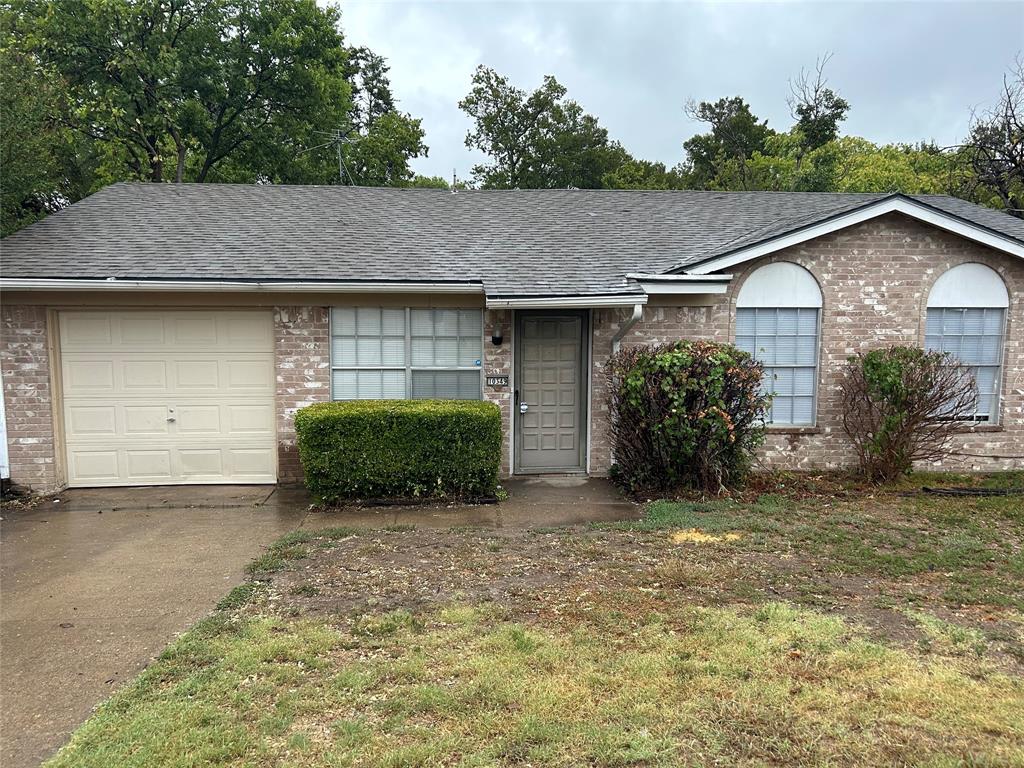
left=519, top=402, right=529, bottom=414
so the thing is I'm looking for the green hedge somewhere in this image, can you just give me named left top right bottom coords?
left=294, top=400, right=502, bottom=502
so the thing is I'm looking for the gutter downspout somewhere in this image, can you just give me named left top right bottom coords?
left=611, top=303, right=644, bottom=354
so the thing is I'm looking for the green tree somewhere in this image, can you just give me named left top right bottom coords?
left=682, top=97, right=774, bottom=189
left=602, top=159, right=687, bottom=190
left=459, top=66, right=627, bottom=189
left=0, top=25, right=98, bottom=235
left=21, top=0, right=425, bottom=186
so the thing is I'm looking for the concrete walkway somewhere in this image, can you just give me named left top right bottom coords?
left=0, top=478, right=636, bottom=767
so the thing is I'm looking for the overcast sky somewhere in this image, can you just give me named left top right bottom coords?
left=336, top=1, right=1024, bottom=182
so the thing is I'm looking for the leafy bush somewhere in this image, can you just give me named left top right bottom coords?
left=606, top=340, right=770, bottom=494
left=840, top=346, right=976, bottom=483
left=295, top=400, right=502, bottom=501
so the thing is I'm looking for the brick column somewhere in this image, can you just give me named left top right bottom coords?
left=0, top=305, right=58, bottom=491
left=483, top=308, right=512, bottom=476
left=274, top=306, right=330, bottom=484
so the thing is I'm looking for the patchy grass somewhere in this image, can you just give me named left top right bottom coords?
left=47, top=472, right=1024, bottom=767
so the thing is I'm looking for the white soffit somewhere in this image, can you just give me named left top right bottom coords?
left=927, top=262, right=1009, bottom=308
left=625, top=273, right=732, bottom=295
left=736, top=262, right=822, bottom=308
left=686, top=197, right=1024, bottom=275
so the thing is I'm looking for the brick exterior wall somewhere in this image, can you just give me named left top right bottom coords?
left=274, top=306, right=331, bottom=483
left=0, top=305, right=58, bottom=491
left=483, top=308, right=513, bottom=476
left=591, top=213, right=1024, bottom=474
left=2, top=213, right=1020, bottom=491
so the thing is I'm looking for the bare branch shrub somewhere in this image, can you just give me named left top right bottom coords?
left=840, top=346, right=977, bottom=483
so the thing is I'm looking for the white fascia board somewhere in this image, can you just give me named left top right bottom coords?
left=0, top=278, right=485, bottom=294
left=637, top=281, right=730, bottom=295
left=685, top=197, right=1024, bottom=275
left=486, top=295, right=648, bottom=308
left=625, top=273, right=733, bottom=295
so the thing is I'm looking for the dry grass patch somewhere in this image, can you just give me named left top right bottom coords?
left=47, top=471, right=1024, bottom=767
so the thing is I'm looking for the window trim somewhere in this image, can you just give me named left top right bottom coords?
left=735, top=262, right=823, bottom=428
left=329, top=307, right=484, bottom=400
left=735, top=306, right=821, bottom=427
left=924, top=305, right=1007, bottom=425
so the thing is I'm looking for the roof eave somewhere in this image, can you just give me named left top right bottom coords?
left=0, top=278, right=487, bottom=294
left=681, top=194, right=1024, bottom=275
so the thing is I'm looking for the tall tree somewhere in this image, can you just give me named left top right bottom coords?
left=459, top=66, right=626, bottom=189
left=0, top=18, right=98, bottom=235
left=682, top=97, right=774, bottom=189
left=21, top=0, right=426, bottom=186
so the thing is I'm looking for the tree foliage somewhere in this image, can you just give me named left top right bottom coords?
left=459, top=66, right=628, bottom=189
left=682, top=96, right=774, bottom=190
left=7, top=0, right=426, bottom=196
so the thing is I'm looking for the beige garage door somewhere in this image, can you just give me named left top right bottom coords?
left=60, top=310, right=277, bottom=487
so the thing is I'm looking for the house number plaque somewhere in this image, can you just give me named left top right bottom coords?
left=486, top=375, right=509, bottom=387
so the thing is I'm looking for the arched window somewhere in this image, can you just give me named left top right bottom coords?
left=926, top=263, right=1009, bottom=423
left=735, top=262, right=822, bottom=426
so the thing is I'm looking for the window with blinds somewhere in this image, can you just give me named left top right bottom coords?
left=330, top=307, right=482, bottom=400
left=925, top=307, right=1005, bottom=423
left=735, top=307, right=819, bottom=426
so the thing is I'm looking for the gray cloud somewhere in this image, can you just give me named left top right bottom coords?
left=337, top=0, right=1024, bottom=181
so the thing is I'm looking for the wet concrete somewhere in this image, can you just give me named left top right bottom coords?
left=0, top=486, right=305, bottom=768
left=0, top=477, right=636, bottom=767
left=303, top=476, right=640, bottom=531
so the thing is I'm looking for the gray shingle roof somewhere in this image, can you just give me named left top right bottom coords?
left=2, top=183, right=1022, bottom=297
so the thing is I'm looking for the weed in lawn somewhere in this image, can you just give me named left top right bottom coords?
left=908, top=611, right=988, bottom=658
left=47, top=603, right=1024, bottom=768
left=290, top=583, right=321, bottom=597
left=216, top=581, right=265, bottom=611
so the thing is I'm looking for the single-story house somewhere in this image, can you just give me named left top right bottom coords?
left=1, top=183, right=1022, bottom=492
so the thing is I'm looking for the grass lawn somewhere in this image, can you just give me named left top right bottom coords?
left=48, top=472, right=1024, bottom=767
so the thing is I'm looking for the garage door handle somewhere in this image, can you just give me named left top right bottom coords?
left=166, top=417, right=176, bottom=422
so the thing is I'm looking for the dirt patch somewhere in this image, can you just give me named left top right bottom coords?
left=250, top=521, right=1024, bottom=672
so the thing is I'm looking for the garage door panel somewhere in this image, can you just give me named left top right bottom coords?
left=62, top=314, right=113, bottom=346
left=64, top=360, right=115, bottom=393
left=231, top=448, right=276, bottom=477
left=126, top=450, right=173, bottom=480
left=179, top=449, right=224, bottom=477
left=123, top=360, right=168, bottom=389
left=67, top=406, right=118, bottom=436
left=175, top=360, right=221, bottom=389
left=123, top=406, right=171, bottom=435
left=60, top=311, right=277, bottom=487
left=176, top=405, right=221, bottom=434
left=69, top=450, right=120, bottom=482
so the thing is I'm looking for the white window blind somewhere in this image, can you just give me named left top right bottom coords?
left=735, top=307, right=819, bottom=426
left=330, top=307, right=482, bottom=400
left=925, top=308, right=1005, bottom=423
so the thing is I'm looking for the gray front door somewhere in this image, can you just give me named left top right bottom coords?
left=514, top=311, right=587, bottom=472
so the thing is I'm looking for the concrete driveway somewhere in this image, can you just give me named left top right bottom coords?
left=0, top=477, right=636, bottom=767
left=0, top=486, right=309, bottom=768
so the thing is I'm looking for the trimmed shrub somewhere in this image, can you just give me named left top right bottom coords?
left=606, top=340, right=770, bottom=495
left=294, top=400, right=502, bottom=502
left=841, top=346, right=976, bottom=483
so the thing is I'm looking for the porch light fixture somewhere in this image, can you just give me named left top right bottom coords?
left=491, top=324, right=504, bottom=346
